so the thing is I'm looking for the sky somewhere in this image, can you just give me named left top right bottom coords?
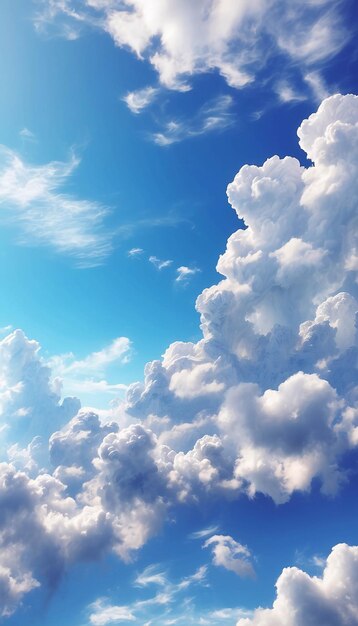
left=0, top=0, right=358, bottom=624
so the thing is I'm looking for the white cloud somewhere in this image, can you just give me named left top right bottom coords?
left=123, top=86, right=159, bottom=114
left=204, top=535, right=255, bottom=578
left=275, top=82, right=306, bottom=104
left=152, top=96, right=234, bottom=146
left=60, top=379, right=128, bottom=396
left=189, top=525, right=219, bottom=540
left=149, top=256, right=173, bottom=270
left=0, top=329, right=80, bottom=445
left=237, top=544, right=358, bottom=626
left=19, top=128, right=36, bottom=142
left=125, top=94, right=358, bottom=505
left=51, top=337, right=132, bottom=376
left=175, top=266, right=200, bottom=283
left=0, top=146, right=111, bottom=266
left=49, top=337, right=132, bottom=399
left=0, top=566, right=39, bottom=618
left=35, top=0, right=350, bottom=97
left=128, top=247, right=144, bottom=257
left=89, top=599, right=135, bottom=625
left=135, top=565, right=167, bottom=588
left=304, top=71, right=331, bottom=103
left=0, top=325, right=12, bottom=336
left=89, top=563, right=209, bottom=625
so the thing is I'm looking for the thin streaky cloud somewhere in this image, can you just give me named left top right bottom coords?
left=0, top=325, right=12, bottom=336
left=48, top=337, right=132, bottom=398
left=128, top=247, right=144, bottom=257
left=149, top=256, right=173, bottom=270
left=19, top=128, right=37, bottom=142
left=189, top=526, right=219, bottom=540
left=123, top=86, right=159, bottom=114
left=135, top=565, right=167, bottom=588
left=0, top=145, right=112, bottom=267
left=304, top=71, right=331, bottom=102
left=89, top=563, right=209, bottom=624
left=114, top=212, right=192, bottom=238
left=49, top=337, right=132, bottom=377
left=151, top=95, right=235, bottom=146
left=275, top=81, right=306, bottom=104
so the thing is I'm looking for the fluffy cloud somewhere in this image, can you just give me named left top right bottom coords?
left=237, top=543, right=358, bottom=626
left=89, top=536, right=358, bottom=626
left=36, top=1, right=349, bottom=95
left=218, top=372, right=340, bottom=503
left=0, top=451, right=139, bottom=616
left=0, top=146, right=111, bottom=266
left=49, top=410, right=118, bottom=490
left=123, top=94, right=358, bottom=504
left=83, top=424, right=170, bottom=559
left=204, top=534, right=255, bottom=578
left=0, top=330, right=80, bottom=447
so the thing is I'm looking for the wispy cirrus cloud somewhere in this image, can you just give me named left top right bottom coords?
left=189, top=525, right=219, bottom=540
left=151, top=95, right=234, bottom=146
left=128, top=247, right=144, bottom=257
left=19, top=128, right=37, bottom=142
left=128, top=250, right=200, bottom=285
left=89, top=600, right=135, bottom=625
left=204, top=535, right=255, bottom=578
left=0, top=145, right=112, bottom=266
left=89, top=563, right=209, bottom=625
left=149, top=255, right=172, bottom=270
left=49, top=336, right=132, bottom=397
left=123, top=86, right=159, bottom=114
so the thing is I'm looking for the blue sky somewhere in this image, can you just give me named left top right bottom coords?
left=0, top=1, right=358, bottom=625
